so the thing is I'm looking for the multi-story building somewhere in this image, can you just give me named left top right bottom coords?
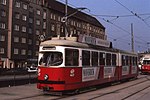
left=0, top=0, right=107, bottom=69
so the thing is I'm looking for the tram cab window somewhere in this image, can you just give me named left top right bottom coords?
left=65, top=49, right=79, bottom=66
left=39, top=52, right=63, bottom=66
left=82, top=50, right=90, bottom=66
left=99, top=52, right=105, bottom=66
left=112, top=54, right=116, bottom=66
left=143, top=60, right=150, bottom=64
left=92, top=51, right=98, bottom=66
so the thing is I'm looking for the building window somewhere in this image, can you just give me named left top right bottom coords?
left=28, top=28, right=32, bottom=34
left=28, top=39, right=32, bottom=45
left=22, top=15, right=27, bottom=21
left=21, top=49, right=26, bottom=55
left=22, top=26, right=26, bottom=32
left=50, top=13, right=53, bottom=19
left=51, top=24, right=55, bottom=31
left=21, top=38, right=26, bottom=43
left=0, top=23, right=5, bottom=29
left=29, top=7, right=33, bottom=12
left=35, top=51, right=38, bottom=56
left=28, top=50, right=32, bottom=55
left=15, top=2, right=20, bottom=8
left=1, top=0, right=6, bottom=5
left=43, top=22, right=46, bottom=29
left=14, top=48, right=19, bottom=54
left=14, top=25, right=19, bottom=31
left=1, top=10, right=6, bottom=17
left=23, top=4, right=27, bottom=10
left=15, top=12, right=20, bottom=19
left=0, top=35, right=5, bottom=41
left=29, top=18, right=33, bottom=23
left=36, top=41, right=39, bottom=45
left=58, top=16, right=61, bottom=21
left=36, top=20, right=40, bottom=25
left=14, top=37, right=19, bottom=43
left=36, top=9, right=41, bottom=15
left=0, top=48, right=4, bottom=54
left=36, top=30, right=40, bottom=35
left=43, top=12, right=46, bottom=19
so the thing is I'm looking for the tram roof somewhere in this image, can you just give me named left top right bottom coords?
left=40, top=39, right=137, bottom=55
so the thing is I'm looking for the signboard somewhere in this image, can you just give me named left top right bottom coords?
left=78, top=34, right=110, bottom=47
left=131, top=66, right=137, bottom=74
left=104, top=67, right=116, bottom=78
left=122, top=66, right=129, bottom=75
left=82, top=67, right=100, bottom=82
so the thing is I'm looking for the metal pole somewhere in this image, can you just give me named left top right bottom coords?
left=65, top=0, right=68, bottom=37
left=131, top=23, right=134, bottom=52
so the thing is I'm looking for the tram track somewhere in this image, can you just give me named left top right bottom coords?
left=87, top=76, right=150, bottom=100
left=48, top=76, right=150, bottom=100
left=12, top=75, right=150, bottom=100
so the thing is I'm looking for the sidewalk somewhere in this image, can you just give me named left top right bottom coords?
left=0, top=84, right=41, bottom=100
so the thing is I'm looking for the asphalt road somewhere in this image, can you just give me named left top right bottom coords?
left=0, top=75, right=150, bottom=100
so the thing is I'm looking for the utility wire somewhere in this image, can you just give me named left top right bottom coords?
left=114, top=0, right=150, bottom=28
left=57, top=0, right=148, bottom=50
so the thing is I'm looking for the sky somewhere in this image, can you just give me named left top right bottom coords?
left=58, top=0, right=150, bottom=53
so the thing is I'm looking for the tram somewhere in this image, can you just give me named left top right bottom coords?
left=141, top=56, right=150, bottom=74
left=37, top=35, right=138, bottom=93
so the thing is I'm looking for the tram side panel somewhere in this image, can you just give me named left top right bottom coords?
left=119, top=53, right=138, bottom=80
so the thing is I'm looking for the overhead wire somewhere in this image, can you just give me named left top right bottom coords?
left=57, top=0, right=148, bottom=51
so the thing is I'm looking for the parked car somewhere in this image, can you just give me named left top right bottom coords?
left=27, top=66, right=38, bottom=73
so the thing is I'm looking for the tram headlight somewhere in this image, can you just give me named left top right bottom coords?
left=44, top=74, right=49, bottom=80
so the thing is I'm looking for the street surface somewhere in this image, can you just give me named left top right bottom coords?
left=0, top=75, right=150, bottom=100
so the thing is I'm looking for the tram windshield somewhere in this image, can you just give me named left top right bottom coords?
left=143, top=60, right=150, bottom=65
left=39, top=52, right=63, bottom=66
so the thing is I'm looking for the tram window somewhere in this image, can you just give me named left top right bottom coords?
left=92, top=51, right=98, bottom=66
left=39, top=52, right=63, bottom=66
left=133, top=57, right=135, bottom=65
left=112, top=54, right=116, bottom=66
left=65, top=49, right=79, bottom=66
left=130, top=56, right=132, bottom=65
left=99, top=52, right=105, bottom=66
left=82, top=50, right=90, bottom=66
left=135, top=57, right=138, bottom=65
left=133, top=57, right=137, bottom=66
left=143, top=60, right=150, bottom=64
left=106, top=53, right=111, bottom=66
left=122, top=55, right=126, bottom=66
left=126, top=56, right=129, bottom=66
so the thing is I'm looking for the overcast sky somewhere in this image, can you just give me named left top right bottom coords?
left=58, top=0, right=150, bottom=53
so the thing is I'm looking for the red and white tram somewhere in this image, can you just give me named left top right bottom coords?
left=141, top=57, right=150, bottom=74
left=37, top=39, right=138, bottom=93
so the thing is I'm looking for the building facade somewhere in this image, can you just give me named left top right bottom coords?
left=0, top=0, right=107, bottom=69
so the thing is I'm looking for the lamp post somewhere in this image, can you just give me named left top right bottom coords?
left=147, top=42, right=150, bottom=52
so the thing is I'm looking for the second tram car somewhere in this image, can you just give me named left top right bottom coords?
left=37, top=39, right=138, bottom=93
left=141, top=57, right=150, bottom=74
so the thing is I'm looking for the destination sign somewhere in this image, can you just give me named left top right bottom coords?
left=78, top=34, right=110, bottom=47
